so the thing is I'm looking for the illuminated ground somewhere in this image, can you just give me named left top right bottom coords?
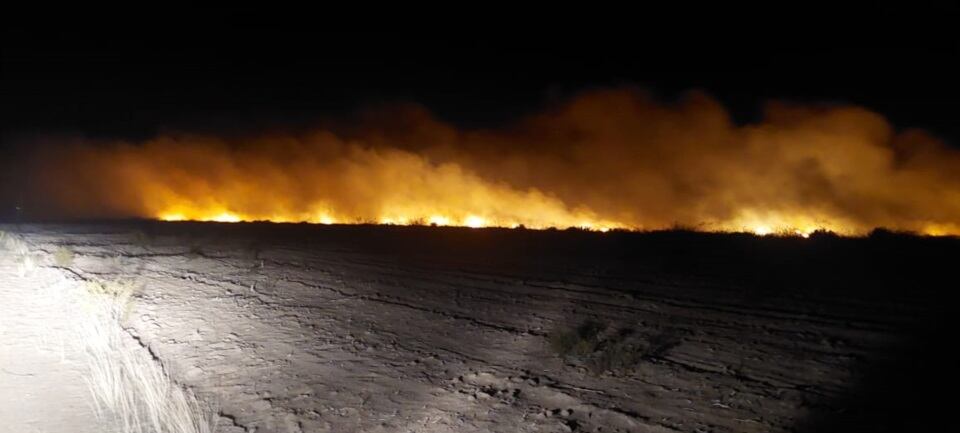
left=2, top=222, right=956, bottom=432
left=0, top=247, right=106, bottom=432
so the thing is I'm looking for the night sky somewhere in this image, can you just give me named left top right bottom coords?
left=3, top=6, right=958, bottom=143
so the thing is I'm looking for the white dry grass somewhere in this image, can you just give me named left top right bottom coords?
left=76, top=278, right=219, bottom=433
left=2, top=230, right=217, bottom=433
left=0, top=230, right=39, bottom=276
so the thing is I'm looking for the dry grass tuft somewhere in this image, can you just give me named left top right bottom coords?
left=54, top=246, right=75, bottom=267
left=549, top=319, right=682, bottom=375
left=78, top=277, right=218, bottom=433
left=7, top=232, right=216, bottom=432
left=2, top=232, right=39, bottom=276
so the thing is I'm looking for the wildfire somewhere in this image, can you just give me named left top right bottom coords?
left=22, top=88, right=960, bottom=236
left=158, top=209, right=621, bottom=232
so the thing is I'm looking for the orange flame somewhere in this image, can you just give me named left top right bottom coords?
left=22, top=88, right=960, bottom=236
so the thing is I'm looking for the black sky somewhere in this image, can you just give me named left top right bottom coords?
left=2, top=6, right=959, bottom=144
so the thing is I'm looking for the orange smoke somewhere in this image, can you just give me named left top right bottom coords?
left=23, top=88, right=960, bottom=235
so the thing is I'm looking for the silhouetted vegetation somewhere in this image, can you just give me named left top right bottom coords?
left=549, top=319, right=682, bottom=375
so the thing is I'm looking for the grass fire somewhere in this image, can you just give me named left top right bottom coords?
left=15, top=88, right=960, bottom=237
left=3, top=10, right=959, bottom=433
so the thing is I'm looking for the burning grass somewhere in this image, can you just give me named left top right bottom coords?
left=19, top=88, right=960, bottom=237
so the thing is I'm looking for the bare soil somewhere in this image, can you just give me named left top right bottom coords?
left=2, top=222, right=956, bottom=432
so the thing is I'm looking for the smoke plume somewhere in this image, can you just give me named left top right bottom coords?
left=18, top=88, right=960, bottom=235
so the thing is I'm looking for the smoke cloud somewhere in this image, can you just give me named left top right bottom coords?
left=17, top=88, right=960, bottom=235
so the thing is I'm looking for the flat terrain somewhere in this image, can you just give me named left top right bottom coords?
left=2, top=222, right=957, bottom=432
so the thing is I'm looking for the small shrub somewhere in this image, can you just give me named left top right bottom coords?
left=247, top=241, right=263, bottom=261
left=15, top=253, right=39, bottom=276
left=643, top=331, right=682, bottom=359
left=669, top=222, right=699, bottom=232
left=354, top=217, right=377, bottom=225
left=550, top=321, right=682, bottom=375
left=589, top=340, right=645, bottom=374
left=85, top=279, right=141, bottom=298
left=186, top=244, right=204, bottom=259
left=2, top=231, right=28, bottom=253
left=54, top=246, right=75, bottom=267
left=131, top=229, right=153, bottom=248
left=81, top=279, right=143, bottom=323
left=808, top=229, right=839, bottom=240
left=549, top=319, right=606, bottom=358
left=868, top=227, right=918, bottom=239
left=548, top=331, right=578, bottom=356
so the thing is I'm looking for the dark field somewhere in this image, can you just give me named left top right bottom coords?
left=2, top=222, right=957, bottom=432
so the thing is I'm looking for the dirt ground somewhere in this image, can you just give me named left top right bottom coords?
left=2, top=222, right=956, bottom=433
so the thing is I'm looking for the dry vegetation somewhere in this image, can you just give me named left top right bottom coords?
left=5, top=230, right=217, bottom=433
left=549, top=319, right=681, bottom=375
left=76, top=274, right=217, bottom=433
left=54, top=246, right=75, bottom=267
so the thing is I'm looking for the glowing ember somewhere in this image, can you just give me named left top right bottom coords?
left=210, top=212, right=241, bottom=223
left=428, top=216, right=451, bottom=226
left=464, top=215, right=486, bottom=228
left=752, top=225, right=773, bottom=236
left=158, top=212, right=187, bottom=222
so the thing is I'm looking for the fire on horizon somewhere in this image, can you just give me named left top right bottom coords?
left=20, top=88, right=960, bottom=237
